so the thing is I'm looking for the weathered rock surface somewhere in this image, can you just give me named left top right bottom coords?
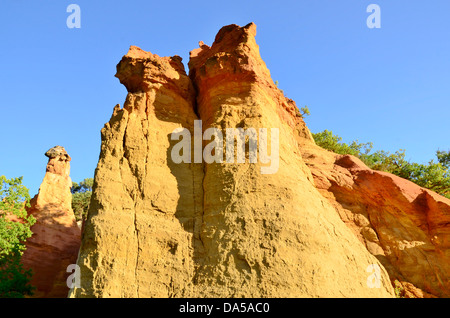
left=299, top=140, right=450, bottom=297
left=70, top=46, right=202, bottom=297
left=22, top=146, right=81, bottom=298
left=71, top=23, right=396, bottom=298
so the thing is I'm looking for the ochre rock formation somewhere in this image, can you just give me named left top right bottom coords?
left=299, top=141, right=450, bottom=297
left=70, top=23, right=399, bottom=298
left=22, top=146, right=81, bottom=298
left=70, top=46, right=202, bottom=298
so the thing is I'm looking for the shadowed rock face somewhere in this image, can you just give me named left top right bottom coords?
left=22, top=146, right=81, bottom=298
left=70, top=23, right=399, bottom=298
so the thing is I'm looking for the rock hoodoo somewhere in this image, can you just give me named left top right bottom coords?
left=22, top=146, right=81, bottom=298
left=70, top=23, right=399, bottom=297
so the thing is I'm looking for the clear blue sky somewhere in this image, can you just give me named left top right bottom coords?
left=1, top=0, right=449, bottom=196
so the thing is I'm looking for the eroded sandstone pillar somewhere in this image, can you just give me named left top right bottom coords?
left=22, top=146, right=81, bottom=298
left=70, top=47, right=203, bottom=297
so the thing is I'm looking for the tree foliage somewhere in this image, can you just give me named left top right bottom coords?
left=312, top=130, right=450, bottom=199
left=71, top=178, right=93, bottom=222
left=299, top=106, right=310, bottom=118
left=437, top=150, right=450, bottom=169
left=311, top=130, right=373, bottom=157
left=0, top=176, right=36, bottom=297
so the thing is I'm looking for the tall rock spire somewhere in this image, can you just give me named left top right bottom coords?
left=186, top=23, right=393, bottom=297
left=22, top=146, right=81, bottom=298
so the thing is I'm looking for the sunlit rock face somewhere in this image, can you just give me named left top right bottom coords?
left=70, top=23, right=404, bottom=298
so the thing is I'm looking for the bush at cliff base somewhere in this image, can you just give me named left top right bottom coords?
left=0, top=176, right=36, bottom=298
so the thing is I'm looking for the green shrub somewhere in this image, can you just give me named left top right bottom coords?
left=0, top=176, right=36, bottom=297
left=312, top=130, right=450, bottom=199
left=71, top=178, right=93, bottom=222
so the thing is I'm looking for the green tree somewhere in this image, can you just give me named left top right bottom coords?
left=300, top=105, right=310, bottom=118
left=312, top=130, right=450, bottom=200
left=437, top=150, right=450, bottom=169
left=0, top=176, right=36, bottom=298
left=71, top=178, right=93, bottom=222
left=312, top=129, right=373, bottom=157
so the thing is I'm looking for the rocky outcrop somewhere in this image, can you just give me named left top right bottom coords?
left=70, top=46, right=202, bottom=297
left=299, top=140, right=450, bottom=297
left=22, top=146, right=81, bottom=298
left=71, top=23, right=396, bottom=298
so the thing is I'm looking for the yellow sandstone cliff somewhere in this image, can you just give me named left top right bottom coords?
left=66, top=23, right=450, bottom=298
left=70, top=23, right=398, bottom=298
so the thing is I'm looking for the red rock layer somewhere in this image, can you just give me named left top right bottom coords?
left=299, top=141, right=450, bottom=297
